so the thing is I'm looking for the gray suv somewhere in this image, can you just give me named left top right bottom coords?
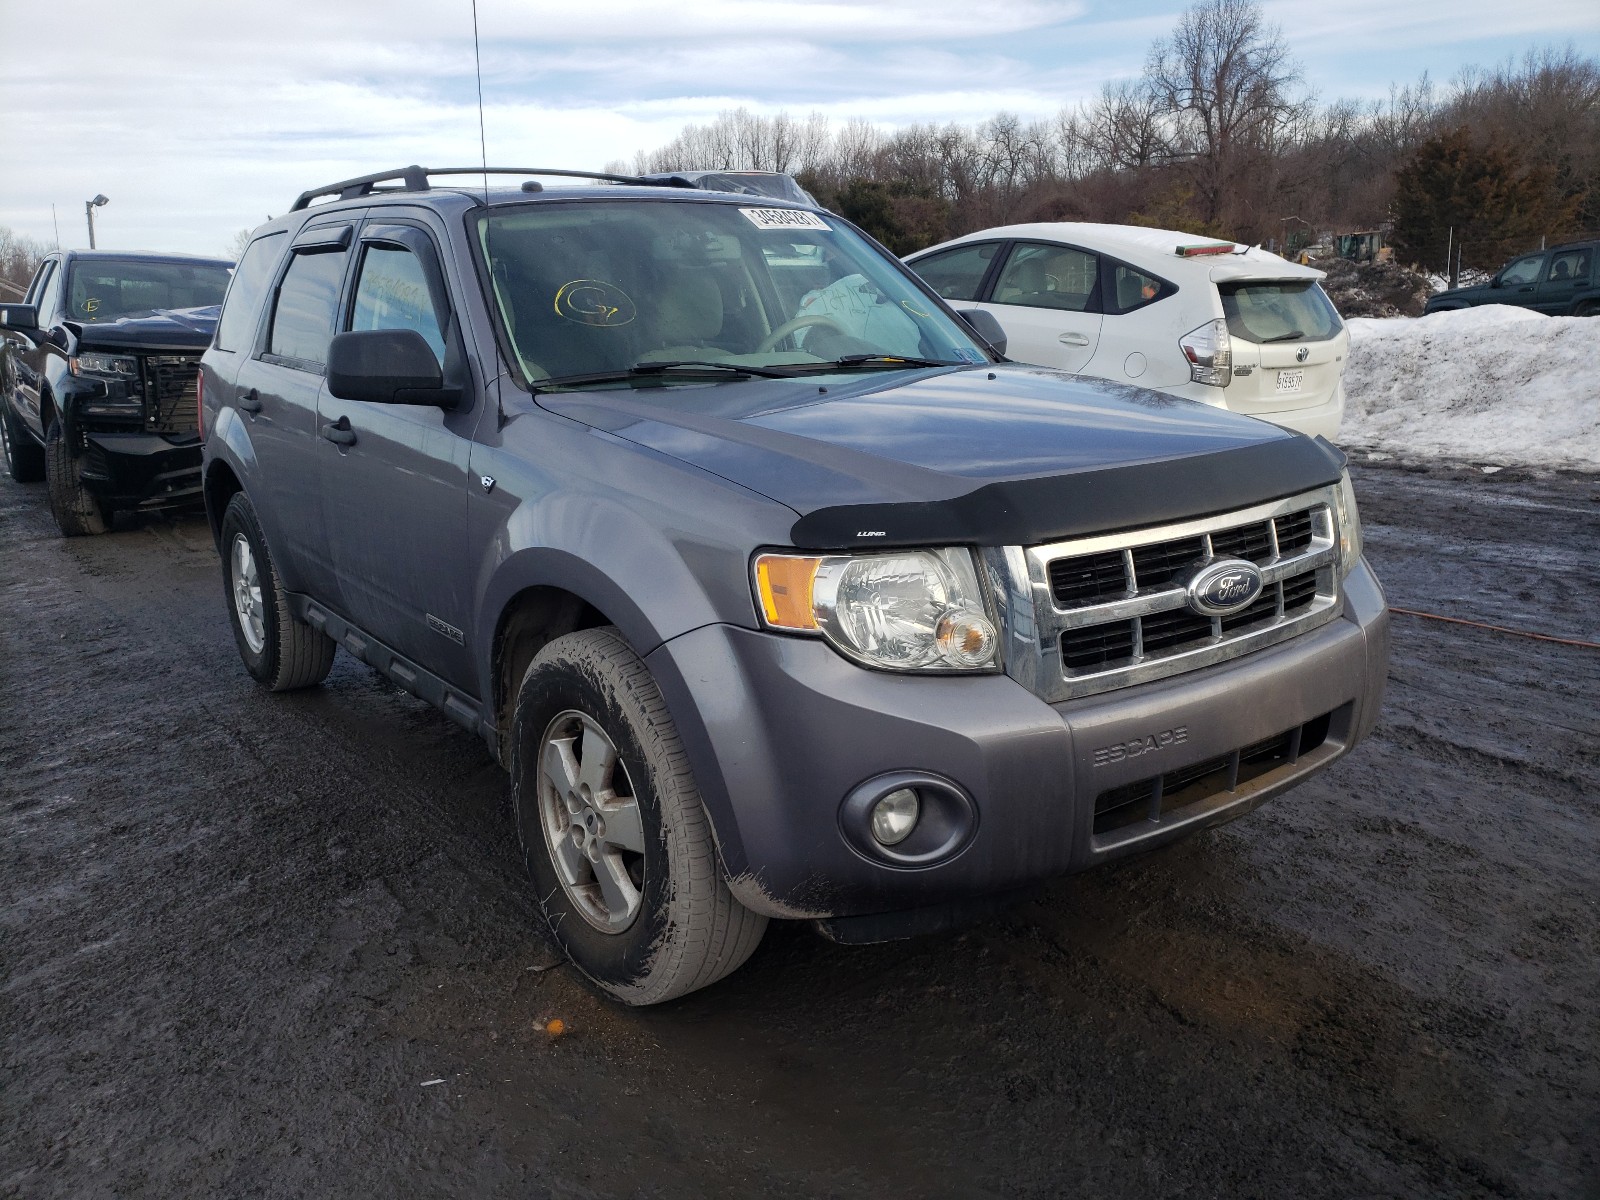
left=200, top=166, right=1389, bottom=1004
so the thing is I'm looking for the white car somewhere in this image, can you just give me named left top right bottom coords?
left=906, top=223, right=1349, bottom=439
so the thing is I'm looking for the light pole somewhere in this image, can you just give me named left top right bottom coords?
left=85, top=194, right=109, bottom=249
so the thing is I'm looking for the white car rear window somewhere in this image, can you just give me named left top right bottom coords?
left=1220, top=281, right=1342, bottom=344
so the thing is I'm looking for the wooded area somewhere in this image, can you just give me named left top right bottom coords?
left=614, top=0, right=1599, bottom=271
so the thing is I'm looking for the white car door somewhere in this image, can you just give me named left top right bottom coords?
left=975, top=241, right=1103, bottom=373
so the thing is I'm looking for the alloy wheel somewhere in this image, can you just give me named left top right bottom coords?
left=230, top=533, right=266, bottom=654
left=536, top=709, right=647, bottom=933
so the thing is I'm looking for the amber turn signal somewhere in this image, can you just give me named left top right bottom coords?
left=754, top=554, right=822, bottom=630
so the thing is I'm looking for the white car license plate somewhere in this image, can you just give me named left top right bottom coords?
left=1275, top=369, right=1304, bottom=393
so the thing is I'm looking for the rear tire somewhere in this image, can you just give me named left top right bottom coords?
left=511, top=627, right=766, bottom=1005
left=0, top=395, right=44, bottom=483
left=220, top=491, right=336, bottom=691
left=44, top=419, right=108, bottom=536
left=1575, top=300, right=1599, bottom=318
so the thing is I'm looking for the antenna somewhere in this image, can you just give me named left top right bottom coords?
left=51, top=204, right=60, bottom=250
left=471, top=0, right=489, bottom=205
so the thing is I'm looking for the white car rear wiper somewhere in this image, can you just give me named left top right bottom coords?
left=1260, top=330, right=1307, bottom=343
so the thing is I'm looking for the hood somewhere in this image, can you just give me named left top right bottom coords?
left=541, top=364, right=1346, bottom=548
left=66, top=305, right=219, bottom=352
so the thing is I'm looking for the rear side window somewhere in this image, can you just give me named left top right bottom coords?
left=1107, top=264, right=1168, bottom=315
left=267, top=248, right=349, bottom=366
left=349, top=245, right=446, bottom=363
left=1546, top=249, right=1591, bottom=281
left=991, top=242, right=1098, bottom=312
left=912, top=242, right=1000, bottom=301
left=1219, top=281, right=1343, bottom=344
left=216, top=233, right=286, bottom=352
left=25, top=260, right=56, bottom=306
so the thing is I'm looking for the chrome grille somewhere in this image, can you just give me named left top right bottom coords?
left=142, top=355, right=201, bottom=436
left=984, top=486, right=1345, bottom=703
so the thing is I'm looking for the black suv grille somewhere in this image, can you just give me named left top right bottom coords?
left=143, top=356, right=201, bottom=436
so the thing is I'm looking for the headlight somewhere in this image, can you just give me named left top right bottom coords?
left=1333, top=470, right=1363, bottom=578
left=1179, top=318, right=1231, bottom=387
left=70, top=352, right=143, bottom=414
left=70, top=352, right=139, bottom=379
left=753, top=547, right=1000, bottom=672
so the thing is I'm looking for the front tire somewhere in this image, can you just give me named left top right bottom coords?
left=1, top=395, right=45, bottom=483
left=220, top=491, right=336, bottom=691
left=44, top=419, right=108, bottom=536
left=511, top=627, right=766, bottom=1005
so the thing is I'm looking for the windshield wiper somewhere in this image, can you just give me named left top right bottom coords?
left=1260, top=330, right=1307, bottom=343
left=792, top=353, right=962, bottom=371
left=538, top=360, right=801, bottom=388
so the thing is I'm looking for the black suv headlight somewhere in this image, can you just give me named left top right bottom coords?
left=753, top=547, right=1000, bottom=672
left=70, top=352, right=143, bottom=416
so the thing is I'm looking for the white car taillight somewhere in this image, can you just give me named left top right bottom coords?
left=1179, top=318, right=1231, bottom=387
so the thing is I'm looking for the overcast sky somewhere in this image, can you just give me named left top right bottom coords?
left=1, top=0, right=1596, bottom=258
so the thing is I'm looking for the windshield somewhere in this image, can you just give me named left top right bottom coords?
left=66, top=258, right=233, bottom=322
left=1219, top=280, right=1343, bottom=344
left=474, top=200, right=990, bottom=388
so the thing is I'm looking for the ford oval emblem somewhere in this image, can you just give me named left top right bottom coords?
left=1184, top=557, right=1265, bottom=617
left=1296, top=346, right=1310, bottom=363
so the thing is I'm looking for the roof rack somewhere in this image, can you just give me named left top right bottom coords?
left=290, top=165, right=692, bottom=212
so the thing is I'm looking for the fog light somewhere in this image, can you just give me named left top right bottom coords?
left=870, top=788, right=920, bottom=846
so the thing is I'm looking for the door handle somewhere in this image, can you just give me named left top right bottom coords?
left=321, top=415, right=356, bottom=446
left=1518, top=285, right=1535, bottom=292
left=237, top=388, right=262, bottom=413
left=1058, top=332, right=1091, bottom=346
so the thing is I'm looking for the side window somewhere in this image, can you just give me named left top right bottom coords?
left=1546, top=249, right=1590, bottom=282
left=1500, top=255, right=1544, bottom=286
left=25, top=260, right=56, bottom=306
left=1107, top=264, right=1169, bottom=315
left=216, top=232, right=286, bottom=352
left=992, top=242, right=1099, bottom=312
left=266, top=248, right=350, bottom=367
left=911, top=242, right=1000, bottom=301
left=348, top=244, right=446, bottom=363
left=36, top=261, right=65, bottom=322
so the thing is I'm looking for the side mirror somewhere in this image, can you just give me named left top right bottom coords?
left=0, top=303, right=40, bottom=333
left=956, top=309, right=1007, bottom=358
left=1489, top=275, right=1503, bottom=288
left=326, top=329, right=460, bottom=407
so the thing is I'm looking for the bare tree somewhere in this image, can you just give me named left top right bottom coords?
left=1145, top=0, right=1311, bottom=230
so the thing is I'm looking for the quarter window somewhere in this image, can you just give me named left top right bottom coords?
left=267, top=248, right=349, bottom=366
left=1108, top=265, right=1166, bottom=314
left=1500, top=255, right=1544, bottom=286
left=25, top=260, right=56, bottom=307
left=911, top=242, right=1000, bottom=301
left=216, top=233, right=286, bottom=353
left=991, top=243, right=1098, bottom=312
left=349, top=245, right=447, bottom=363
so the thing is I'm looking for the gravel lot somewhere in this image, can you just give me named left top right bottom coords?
left=2, top=460, right=1596, bottom=1199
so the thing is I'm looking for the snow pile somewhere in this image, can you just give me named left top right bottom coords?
left=1339, top=305, right=1600, bottom=470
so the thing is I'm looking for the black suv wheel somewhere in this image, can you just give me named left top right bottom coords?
left=0, top=395, right=44, bottom=483
left=44, top=419, right=108, bottom=536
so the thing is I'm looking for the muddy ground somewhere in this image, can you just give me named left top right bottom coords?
left=1, top=460, right=1596, bottom=1199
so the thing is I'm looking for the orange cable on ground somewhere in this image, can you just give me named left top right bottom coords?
left=1388, top=607, right=1600, bottom=650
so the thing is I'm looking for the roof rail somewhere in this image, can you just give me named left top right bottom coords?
left=289, top=166, right=692, bottom=211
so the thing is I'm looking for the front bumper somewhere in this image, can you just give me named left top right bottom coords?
left=646, top=557, right=1389, bottom=922
left=78, top=431, right=202, bottom=508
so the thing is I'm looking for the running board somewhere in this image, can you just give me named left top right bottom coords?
left=286, top=594, right=491, bottom=742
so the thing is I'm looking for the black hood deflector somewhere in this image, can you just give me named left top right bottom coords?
left=789, top=434, right=1345, bottom=549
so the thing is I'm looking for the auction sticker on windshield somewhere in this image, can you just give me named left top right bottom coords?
left=1275, top=369, right=1304, bottom=393
left=740, top=208, right=831, bottom=231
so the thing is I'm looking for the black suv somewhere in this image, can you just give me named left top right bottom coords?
left=200, top=166, right=1388, bottom=1004
left=1425, top=240, right=1599, bottom=316
left=0, top=250, right=234, bottom=534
